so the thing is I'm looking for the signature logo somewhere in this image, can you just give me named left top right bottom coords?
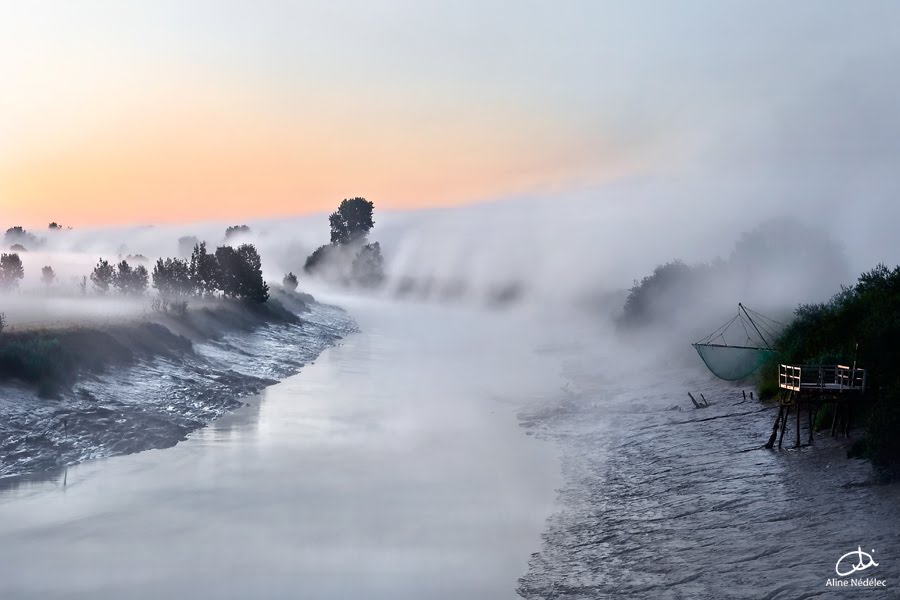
left=835, top=547, right=879, bottom=577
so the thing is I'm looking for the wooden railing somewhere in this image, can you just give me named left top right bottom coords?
left=778, top=364, right=866, bottom=393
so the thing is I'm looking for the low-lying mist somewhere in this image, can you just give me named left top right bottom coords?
left=5, top=174, right=895, bottom=350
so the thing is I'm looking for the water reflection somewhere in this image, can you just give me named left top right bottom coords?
left=0, top=299, right=562, bottom=600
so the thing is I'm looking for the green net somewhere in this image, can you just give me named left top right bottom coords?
left=693, top=343, right=775, bottom=381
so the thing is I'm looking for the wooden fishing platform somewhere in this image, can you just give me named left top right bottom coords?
left=765, top=364, right=867, bottom=449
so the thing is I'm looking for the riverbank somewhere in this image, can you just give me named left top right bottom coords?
left=0, top=291, right=355, bottom=480
left=517, top=339, right=900, bottom=599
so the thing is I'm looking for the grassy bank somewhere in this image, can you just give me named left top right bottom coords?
left=0, top=293, right=309, bottom=398
left=757, top=264, right=900, bottom=479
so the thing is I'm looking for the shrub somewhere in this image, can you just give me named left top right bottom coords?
left=283, top=272, right=299, bottom=292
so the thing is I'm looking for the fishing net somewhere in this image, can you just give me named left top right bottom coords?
left=692, top=304, right=782, bottom=381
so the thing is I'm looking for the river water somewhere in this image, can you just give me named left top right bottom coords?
left=0, top=298, right=562, bottom=599
left=1, top=297, right=899, bottom=599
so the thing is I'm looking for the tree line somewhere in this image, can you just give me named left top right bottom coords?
left=89, top=242, right=269, bottom=302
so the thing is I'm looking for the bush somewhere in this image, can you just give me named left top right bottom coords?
left=759, top=264, right=900, bottom=477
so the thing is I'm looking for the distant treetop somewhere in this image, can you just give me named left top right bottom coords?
left=329, top=197, right=374, bottom=245
left=225, top=225, right=251, bottom=239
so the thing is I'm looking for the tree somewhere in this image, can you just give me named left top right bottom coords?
left=283, top=272, right=299, bottom=292
left=90, top=259, right=116, bottom=295
left=41, top=266, right=56, bottom=287
left=225, top=225, right=251, bottom=240
left=5, top=226, right=37, bottom=247
left=304, top=245, right=331, bottom=273
left=113, top=260, right=148, bottom=295
left=190, top=242, right=219, bottom=296
left=329, top=197, right=374, bottom=244
left=215, top=244, right=268, bottom=302
left=236, top=244, right=268, bottom=302
left=0, top=253, right=24, bottom=290
left=114, top=260, right=134, bottom=294
left=351, top=242, right=385, bottom=287
left=48, top=222, right=61, bottom=230
left=132, top=265, right=149, bottom=295
left=152, top=257, right=194, bottom=297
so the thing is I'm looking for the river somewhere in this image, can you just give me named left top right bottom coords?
left=0, top=298, right=562, bottom=599
left=1, top=296, right=898, bottom=599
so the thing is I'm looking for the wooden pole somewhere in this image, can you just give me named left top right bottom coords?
left=795, top=398, right=801, bottom=448
left=807, top=401, right=814, bottom=444
left=765, top=405, right=783, bottom=449
left=779, top=403, right=789, bottom=449
left=687, top=393, right=701, bottom=409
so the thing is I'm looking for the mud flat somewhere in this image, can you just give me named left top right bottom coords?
left=0, top=293, right=354, bottom=480
left=517, top=337, right=900, bottom=599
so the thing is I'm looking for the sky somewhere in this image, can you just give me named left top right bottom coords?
left=2, top=1, right=900, bottom=227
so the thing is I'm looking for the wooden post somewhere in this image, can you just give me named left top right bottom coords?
left=687, top=392, right=701, bottom=409
left=700, top=393, right=709, bottom=406
left=807, top=401, right=814, bottom=444
left=765, top=405, right=783, bottom=449
left=778, top=403, right=789, bottom=449
left=742, top=390, right=747, bottom=401
left=795, top=398, right=801, bottom=448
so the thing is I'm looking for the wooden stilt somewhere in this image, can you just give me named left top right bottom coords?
left=765, top=404, right=783, bottom=449
left=807, top=401, right=814, bottom=445
left=795, top=397, right=801, bottom=448
left=830, top=403, right=839, bottom=437
left=778, top=403, right=789, bottom=449
left=687, top=392, right=700, bottom=408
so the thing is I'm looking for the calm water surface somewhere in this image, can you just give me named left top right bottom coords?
left=0, top=299, right=562, bottom=600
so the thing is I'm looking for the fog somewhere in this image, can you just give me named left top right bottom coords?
left=4, top=165, right=899, bottom=336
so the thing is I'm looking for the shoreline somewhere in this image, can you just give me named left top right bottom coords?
left=516, top=347, right=900, bottom=598
left=0, top=292, right=357, bottom=482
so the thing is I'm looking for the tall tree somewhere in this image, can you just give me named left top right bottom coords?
left=215, top=244, right=268, bottom=302
left=152, top=257, right=194, bottom=297
left=329, top=197, right=374, bottom=244
left=190, top=242, right=219, bottom=296
left=114, top=260, right=134, bottom=294
left=90, top=259, right=116, bottom=295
